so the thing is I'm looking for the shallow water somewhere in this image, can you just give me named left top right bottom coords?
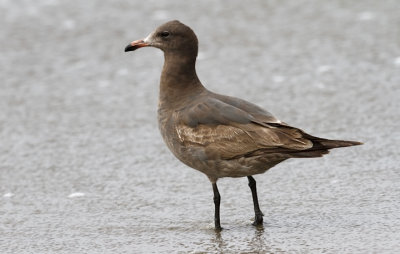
left=1, top=0, right=399, bottom=253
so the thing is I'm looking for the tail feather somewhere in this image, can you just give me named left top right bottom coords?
left=318, top=139, right=362, bottom=149
left=287, top=149, right=330, bottom=158
left=286, top=137, right=362, bottom=158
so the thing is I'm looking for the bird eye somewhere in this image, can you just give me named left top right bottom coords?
left=160, top=31, right=170, bottom=38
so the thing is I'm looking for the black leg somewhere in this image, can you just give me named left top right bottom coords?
left=247, top=176, right=264, bottom=226
left=212, top=182, right=222, bottom=230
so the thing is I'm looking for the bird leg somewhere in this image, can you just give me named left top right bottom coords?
left=247, top=176, right=264, bottom=226
left=212, top=182, right=222, bottom=231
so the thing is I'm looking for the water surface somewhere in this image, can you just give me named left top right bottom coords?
left=1, top=0, right=399, bottom=253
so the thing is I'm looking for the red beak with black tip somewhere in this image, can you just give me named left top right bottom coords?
left=124, top=39, right=149, bottom=52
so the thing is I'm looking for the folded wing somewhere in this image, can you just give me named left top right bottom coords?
left=175, top=97, right=322, bottom=160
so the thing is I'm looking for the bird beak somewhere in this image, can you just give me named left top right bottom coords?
left=124, top=39, right=149, bottom=52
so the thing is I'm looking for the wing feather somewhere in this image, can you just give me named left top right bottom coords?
left=175, top=97, right=313, bottom=160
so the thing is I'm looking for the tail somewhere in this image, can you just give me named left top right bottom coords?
left=287, top=136, right=363, bottom=158
left=316, top=139, right=363, bottom=149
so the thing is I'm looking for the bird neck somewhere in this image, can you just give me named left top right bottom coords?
left=159, top=53, right=204, bottom=107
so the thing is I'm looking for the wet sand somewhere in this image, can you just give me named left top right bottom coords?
left=1, top=0, right=399, bottom=253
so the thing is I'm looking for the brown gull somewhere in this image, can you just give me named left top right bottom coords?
left=124, top=20, right=362, bottom=230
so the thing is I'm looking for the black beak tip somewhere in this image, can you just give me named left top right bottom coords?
left=125, top=44, right=135, bottom=52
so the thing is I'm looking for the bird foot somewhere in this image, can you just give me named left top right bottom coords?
left=252, top=214, right=264, bottom=226
left=214, top=219, right=222, bottom=231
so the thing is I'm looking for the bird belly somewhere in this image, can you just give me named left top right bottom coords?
left=175, top=146, right=283, bottom=181
left=161, top=131, right=282, bottom=181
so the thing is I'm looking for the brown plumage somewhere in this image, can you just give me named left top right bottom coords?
left=125, top=20, right=362, bottom=230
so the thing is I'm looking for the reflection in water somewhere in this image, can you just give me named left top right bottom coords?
left=249, top=226, right=269, bottom=252
left=210, top=225, right=277, bottom=253
left=213, top=229, right=225, bottom=252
